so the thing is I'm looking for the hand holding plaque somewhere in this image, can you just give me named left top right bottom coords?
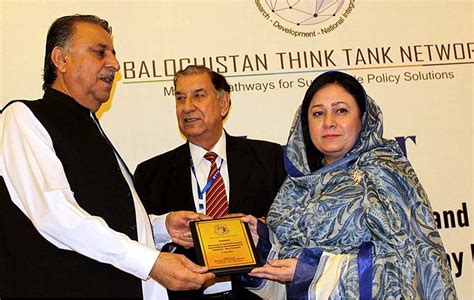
left=190, top=217, right=262, bottom=275
left=166, top=211, right=212, bottom=248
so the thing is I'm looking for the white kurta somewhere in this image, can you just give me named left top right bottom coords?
left=0, top=102, right=170, bottom=299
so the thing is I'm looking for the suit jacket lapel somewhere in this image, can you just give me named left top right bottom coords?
left=173, top=143, right=196, bottom=211
left=226, top=133, right=251, bottom=212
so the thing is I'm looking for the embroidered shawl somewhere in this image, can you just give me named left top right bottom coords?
left=250, top=93, right=456, bottom=299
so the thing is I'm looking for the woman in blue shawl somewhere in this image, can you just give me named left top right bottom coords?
left=241, top=71, right=456, bottom=299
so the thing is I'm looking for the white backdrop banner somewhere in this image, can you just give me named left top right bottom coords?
left=1, top=0, right=473, bottom=298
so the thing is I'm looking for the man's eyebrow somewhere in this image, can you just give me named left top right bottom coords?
left=192, top=88, right=206, bottom=93
left=95, top=43, right=107, bottom=49
left=93, top=43, right=116, bottom=55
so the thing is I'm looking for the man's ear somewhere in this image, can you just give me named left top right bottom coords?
left=219, top=91, right=231, bottom=118
left=51, top=46, right=68, bottom=73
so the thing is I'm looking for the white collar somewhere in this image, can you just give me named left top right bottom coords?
left=189, top=131, right=227, bottom=165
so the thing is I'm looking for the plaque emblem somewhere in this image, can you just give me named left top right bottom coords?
left=214, top=224, right=230, bottom=236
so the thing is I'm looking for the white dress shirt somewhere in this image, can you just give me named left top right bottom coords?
left=0, top=102, right=170, bottom=299
left=188, top=131, right=232, bottom=294
left=189, top=132, right=230, bottom=213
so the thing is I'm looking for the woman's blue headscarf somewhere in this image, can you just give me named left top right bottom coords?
left=267, top=71, right=456, bottom=298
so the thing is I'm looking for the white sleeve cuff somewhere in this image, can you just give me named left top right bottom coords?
left=120, top=241, right=159, bottom=280
left=149, top=213, right=172, bottom=248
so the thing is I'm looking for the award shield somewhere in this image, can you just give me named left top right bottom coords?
left=190, top=217, right=261, bottom=275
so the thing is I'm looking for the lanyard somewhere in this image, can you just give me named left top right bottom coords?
left=190, top=156, right=224, bottom=200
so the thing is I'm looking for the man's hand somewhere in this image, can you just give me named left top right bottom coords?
left=149, top=252, right=215, bottom=291
left=166, top=211, right=210, bottom=248
left=248, top=258, right=297, bottom=283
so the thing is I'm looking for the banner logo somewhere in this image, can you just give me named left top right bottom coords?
left=255, top=0, right=356, bottom=37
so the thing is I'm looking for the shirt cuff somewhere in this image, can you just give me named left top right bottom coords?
left=256, top=220, right=272, bottom=260
left=150, top=213, right=172, bottom=246
left=120, top=240, right=160, bottom=280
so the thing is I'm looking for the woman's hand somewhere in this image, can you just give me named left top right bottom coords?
left=240, top=215, right=259, bottom=246
left=249, top=258, right=297, bottom=283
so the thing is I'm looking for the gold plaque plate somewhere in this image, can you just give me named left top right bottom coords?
left=190, top=217, right=261, bottom=275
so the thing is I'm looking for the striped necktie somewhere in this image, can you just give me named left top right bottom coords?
left=204, top=151, right=228, bottom=218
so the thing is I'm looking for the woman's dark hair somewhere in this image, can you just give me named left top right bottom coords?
left=42, top=15, right=111, bottom=91
left=300, top=71, right=366, bottom=171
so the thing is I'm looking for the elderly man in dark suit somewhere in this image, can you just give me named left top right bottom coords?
left=134, top=65, right=286, bottom=299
